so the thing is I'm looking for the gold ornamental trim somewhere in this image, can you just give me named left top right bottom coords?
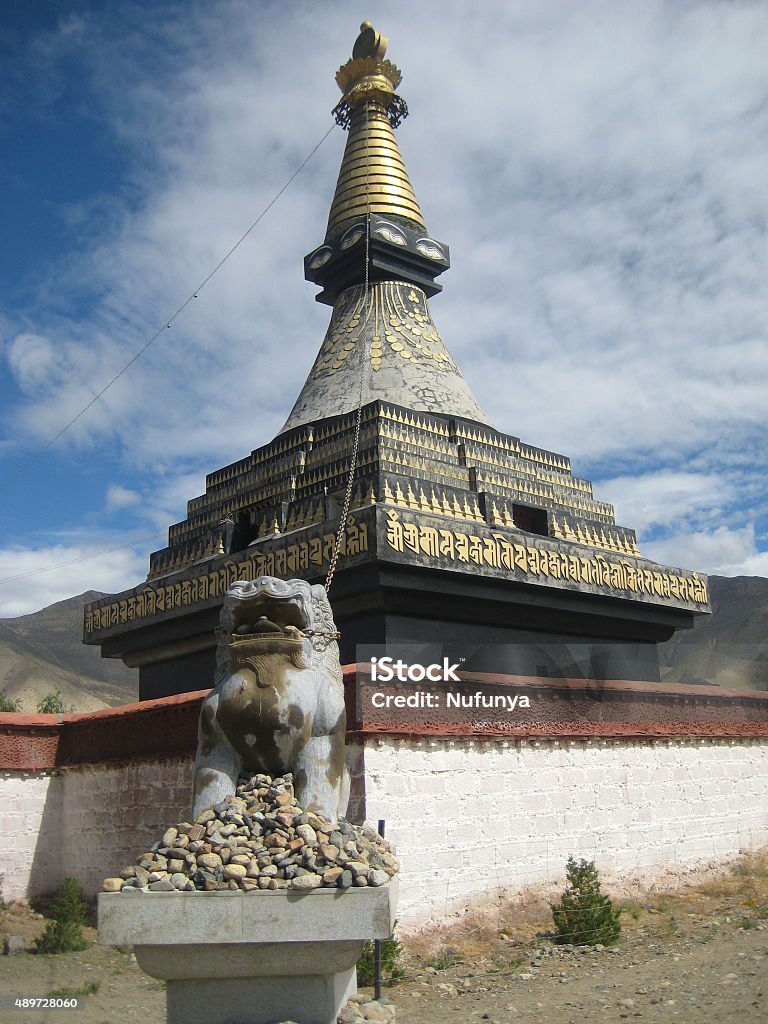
left=335, top=56, right=402, bottom=97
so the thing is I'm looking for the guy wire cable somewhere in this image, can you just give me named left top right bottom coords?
left=0, top=123, right=336, bottom=498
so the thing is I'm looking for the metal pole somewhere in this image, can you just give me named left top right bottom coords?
left=373, top=819, right=385, bottom=1000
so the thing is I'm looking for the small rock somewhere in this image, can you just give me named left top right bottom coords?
left=296, top=824, right=317, bottom=844
left=347, top=861, right=369, bottom=878
left=149, top=878, right=175, bottom=891
left=134, top=865, right=150, bottom=887
left=192, top=869, right=218, bottom=891
left=102, top=877, right=124, bottom=892
left=290, top=873, right=323, bottom=890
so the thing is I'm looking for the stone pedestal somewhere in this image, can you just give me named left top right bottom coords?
left=99, top=883, right=397, bottom=1024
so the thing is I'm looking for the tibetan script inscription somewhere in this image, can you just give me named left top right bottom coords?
left=84, top=516, right=369, bottom=636
left=383, top=508, right=708, bottom=607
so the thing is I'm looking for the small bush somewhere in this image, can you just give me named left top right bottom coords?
left=356, top=929, right=405, bottom=987
left=36, top=690, right=71, bottom=715
left=551, top=856, right=621, bottom=946
left=0, top=690, right=22, bottom=712
left=47, top=982, right=100, bottom=998
left=34, top=878, right=89, bottom=954
left=424, top=945, right=462, bottom=971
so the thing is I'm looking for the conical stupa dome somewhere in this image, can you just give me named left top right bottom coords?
left=282, top=22, right=491, bottom=434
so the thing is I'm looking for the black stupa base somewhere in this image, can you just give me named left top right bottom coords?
left=101, top=559, right=695, bottom=702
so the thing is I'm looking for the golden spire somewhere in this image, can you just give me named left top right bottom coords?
left=325, top=21, right=426, bottom=241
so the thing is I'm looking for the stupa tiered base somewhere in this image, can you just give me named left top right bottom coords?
left=99, top=883, right=397, bottom=1024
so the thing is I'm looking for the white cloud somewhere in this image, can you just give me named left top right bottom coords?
left=105, top=484, right=140, bottom=511
left=6, top=333, right=66, bottom=395
left=597, top=470, right=725, bottom=534
left=644, top=523, right=768, bottom=578
left=0, top=540, right=150, bottom=618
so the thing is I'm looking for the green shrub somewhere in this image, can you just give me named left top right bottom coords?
left=0, top=690, right=22, bottom=712
left=356, top=929, right=405, bottom=987
left=551, top=856, right=621, bottom=946
left=36, top=690, right=71, bottom=715
left=47, top=982, right=100, bottom=998
left=34, top=878, right=89, bottom=954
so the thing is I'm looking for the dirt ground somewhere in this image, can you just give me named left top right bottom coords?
left=1, top=853, right=766, bottom=1024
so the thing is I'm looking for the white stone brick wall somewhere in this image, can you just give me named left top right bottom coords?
left=2, top=737, right=767, bottom=924
left=360, top=736, right=768, bottom=927
left=0, top=771, right=62, bottom=903
left=0, top=759, right=194, bottom=903
left=59, top=759, right=195, bottom=899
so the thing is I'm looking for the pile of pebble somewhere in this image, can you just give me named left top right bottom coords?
left=103, top=773, right=398, bottom=893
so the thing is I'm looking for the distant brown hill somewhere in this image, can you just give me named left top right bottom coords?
left=0, top=591, right=137, bottom=712
left=659, top=575, right=768, bottom=689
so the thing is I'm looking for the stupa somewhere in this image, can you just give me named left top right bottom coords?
left=84, top=22, right=709, bottom=700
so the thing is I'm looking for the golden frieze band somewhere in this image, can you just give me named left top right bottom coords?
left=84, top=515, right=370, bottom=639
left=381, top=507, right=708, bottom=608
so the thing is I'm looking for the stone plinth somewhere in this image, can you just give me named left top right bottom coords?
left=99, top=883, right=397, bottom=1024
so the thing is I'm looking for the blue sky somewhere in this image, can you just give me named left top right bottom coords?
left=1, top=0, right=766, bottom=616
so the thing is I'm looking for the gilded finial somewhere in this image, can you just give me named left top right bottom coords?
left=318, top=21, right=427, bottom=253
left=333, top=21, right=405, bottom=127
left=352, top=21, right=388, bottom=60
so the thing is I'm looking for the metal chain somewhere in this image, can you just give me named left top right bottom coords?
left=325, top=100, right=372, bottom=594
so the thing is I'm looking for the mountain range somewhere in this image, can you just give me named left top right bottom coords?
left=0, top=591, right=137, bottom=712
left=0, top=576, right=765, bottom=712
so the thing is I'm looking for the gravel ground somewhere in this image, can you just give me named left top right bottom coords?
left=394, top=920, right=766, bottom=1023
left=2, top=857, right=766, bottom=1023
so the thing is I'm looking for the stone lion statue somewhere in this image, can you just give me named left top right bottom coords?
left=192, top=577, right=349, bottom=824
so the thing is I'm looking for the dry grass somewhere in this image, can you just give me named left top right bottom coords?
left=398, top=848, right=768, bottom=971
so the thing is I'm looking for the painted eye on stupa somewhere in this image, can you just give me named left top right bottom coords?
left=415, top=238, right=445, bottom=260
left=308, top=247, right=332, bottom=269
left=340, top=227, right=365, bottom=249
left=374, top=221, right=407, bottom=246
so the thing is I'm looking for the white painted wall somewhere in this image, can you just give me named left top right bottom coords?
left=2, top=737, right=767, bottom=923
left=0, top=760, right=194, bottom=903
left=1, top=771, right=62, bottom=903
left=360, top=736, right=768, bottom=927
